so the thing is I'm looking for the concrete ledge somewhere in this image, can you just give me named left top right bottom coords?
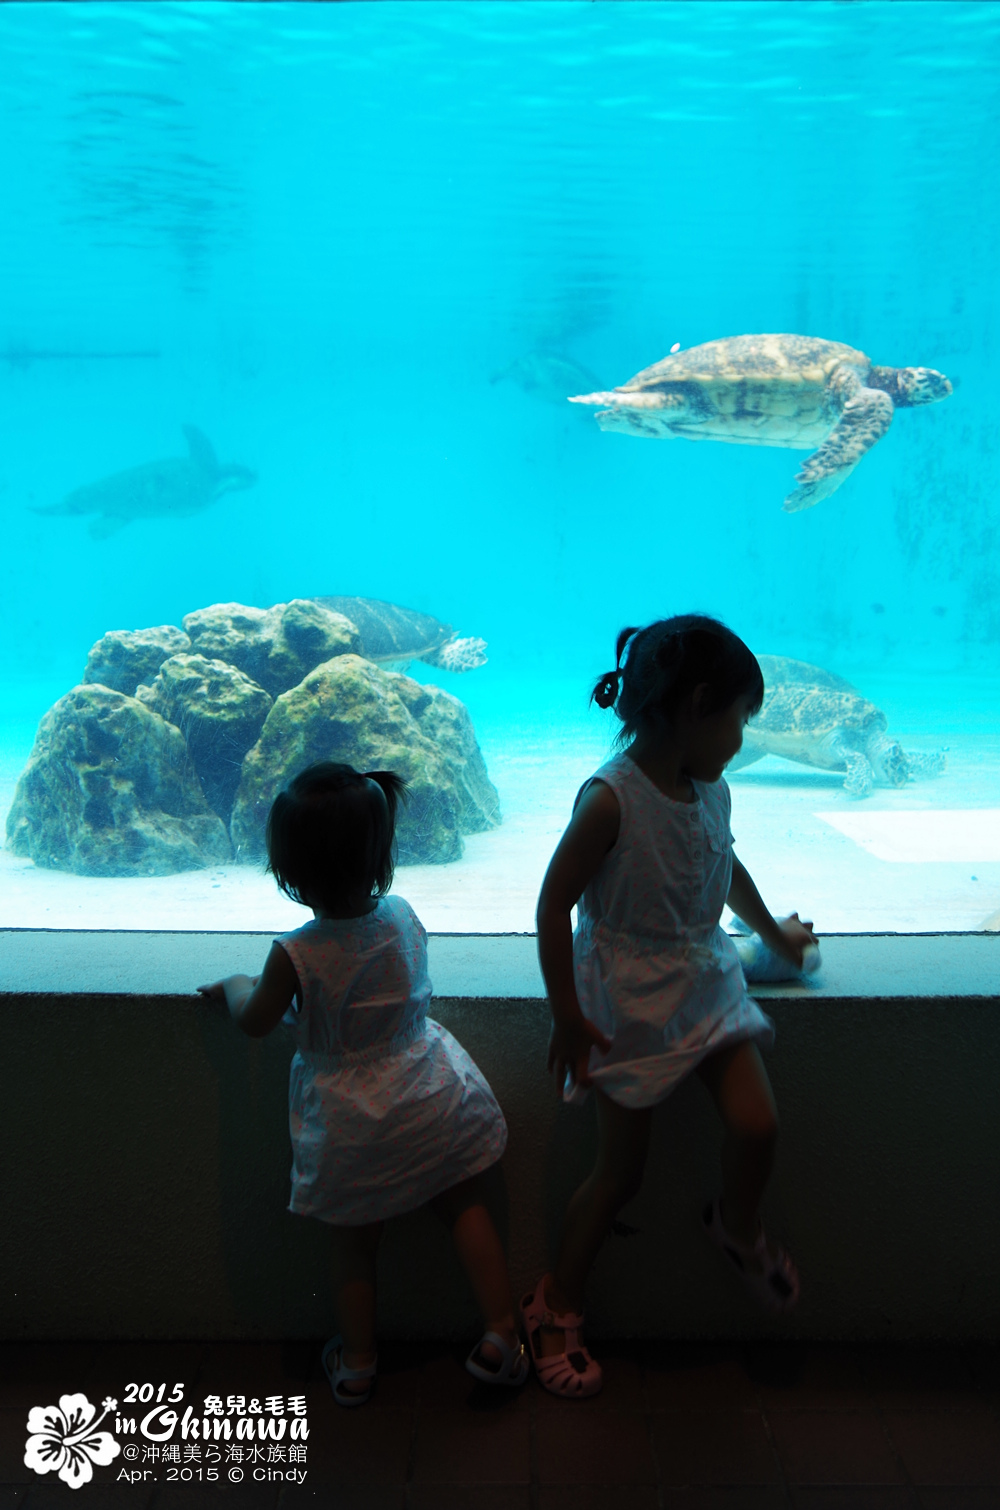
left=2, top=929, right=999, bottom=1000
left=1, top=932, right=998, bottom=1343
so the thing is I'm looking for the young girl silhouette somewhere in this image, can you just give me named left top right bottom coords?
left=199, top=761, right=527, bottom=1404
left=528, top=616, right=815, bottom=1398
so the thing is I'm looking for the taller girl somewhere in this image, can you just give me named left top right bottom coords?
left=529, top=616, right=816, bottom=1398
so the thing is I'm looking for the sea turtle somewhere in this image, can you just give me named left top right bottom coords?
left=726, top=655, right=946, bottom=798
left=313, top=596, right=487, bottom=673
left=569, top=334, right=952, bottom=510
left=34, top=425, right=257, bottom=539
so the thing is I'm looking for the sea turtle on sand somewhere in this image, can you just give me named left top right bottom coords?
left=313, top=596, right=487, bottom=673
left=34, top=425, right=257, bottom=539
left=569, top=334, right=952, bottom=510
left=726, top=655, right=947, bottom=798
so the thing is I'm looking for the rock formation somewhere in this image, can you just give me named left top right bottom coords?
left=231, top=655, right=498, bottom=865
left=182, top=599, right=360, bottom=698
left=136, top=653, right=272, bottom=821
left=83, top=625, right=192, bottom=696
left=5, top=685, right=231, bottom=876
left=6, top=601, right=500, bottom=877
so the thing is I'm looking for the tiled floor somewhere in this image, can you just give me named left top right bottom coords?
left=1, top=1340, right=998, bottom=1507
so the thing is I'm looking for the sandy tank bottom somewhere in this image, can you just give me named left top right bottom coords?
left=1, top=682, right=999, bottom=934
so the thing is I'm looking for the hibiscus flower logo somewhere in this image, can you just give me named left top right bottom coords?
left=24, top=1394, right=121, bottom=1489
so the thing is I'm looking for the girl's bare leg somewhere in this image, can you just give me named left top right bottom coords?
left=542, top=1090, right=652, bottom=1355
left=330, top=1222, right=384, bottom=1388
left=431, top=1176, right=519, bottom=1358
left=697, top=1040, right=779, bottom=1251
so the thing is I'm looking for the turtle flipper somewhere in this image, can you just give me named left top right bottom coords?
left=843, top=751, right=876, bottom=798
left=783, top=387, right=894, bottom=512
left=182, top=425, right=219, bottom=477
left=421, top=635, right=488, bottom=672
left=904, top=748, right=947, bottom=780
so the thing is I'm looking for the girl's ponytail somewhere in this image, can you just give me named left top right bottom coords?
left=363, top=769, right=408, bottom=831
left=592, top=626, right=639, bottom=709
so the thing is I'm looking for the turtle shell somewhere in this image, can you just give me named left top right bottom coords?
left=756, top=654, right=857, bottom=695
left=754, top=656, right=887, bottom=739
left=618, top=335, right=870, bottom=394
left=313, top=597, right=450, bottom=662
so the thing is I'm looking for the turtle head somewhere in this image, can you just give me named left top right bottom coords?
left=880, top=365, right=953, bottom=407
left=215, top=463, right=258, bottom=496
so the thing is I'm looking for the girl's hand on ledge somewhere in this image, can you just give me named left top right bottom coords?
left=197, top=975, right=259, bottom=1008
left=773, top=912, right=817, bottom=969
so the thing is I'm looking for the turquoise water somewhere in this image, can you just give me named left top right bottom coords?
left=1, top=1, right=998, bottom=931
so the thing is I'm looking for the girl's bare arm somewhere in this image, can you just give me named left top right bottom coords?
left=198, top=943, right=299, bottom=1037
left=536, top=781, right=620, bottom=1087
left=727, top=855, right=815, bottom=967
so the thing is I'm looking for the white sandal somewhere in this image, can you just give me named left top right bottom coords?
left=703, top=1198, right=800, bottom=1312
left=465, top=1330, right=530, bottom=1387
left=521, top=1274, right=603, bottom=1398
left=321, top=1335, right=377, bottom=1407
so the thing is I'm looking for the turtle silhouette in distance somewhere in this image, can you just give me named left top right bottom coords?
left=34, top=425, right=256, bottom=539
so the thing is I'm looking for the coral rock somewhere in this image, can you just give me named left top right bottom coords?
left=230, top=655, right=494, bottom=865
left=5, top=684, right=231, bottom=876
left=83, top=625, right=191, bottom=695
left=386, top=674, right=500, bottom=833
left=182, top=600, right=361, bottom=698
left=136, top=654, right=272, bottom=821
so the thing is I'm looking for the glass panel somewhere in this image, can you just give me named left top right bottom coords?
left=1, top=1, right=997, bottom=932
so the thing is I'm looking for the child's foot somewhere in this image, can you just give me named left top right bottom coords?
left=521, top=1274, right=602, bottom=1398
left=703, top=1198, right=800, bottom=1312
left=321, top=1336, right=377, bottom=1407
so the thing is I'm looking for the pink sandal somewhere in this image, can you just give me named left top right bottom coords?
left=521, top=1274, right=602, bottom=1398
left=703, top=1198, right=800, bottom=1312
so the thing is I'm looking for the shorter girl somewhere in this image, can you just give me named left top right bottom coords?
left=199, top=761, right=526, bottom=1404
left=530, top=616, right=816, bottom=1398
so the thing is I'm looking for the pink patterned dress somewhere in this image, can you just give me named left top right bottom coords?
left=278, top=895, right=506, bottom=1224
left=569, top=752, right=774, bottom=1108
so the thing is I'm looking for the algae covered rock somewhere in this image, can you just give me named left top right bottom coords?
left=83, top=625, right=191, bottom=695
left=230, top=655, right=493, bottom=865
left=182, top=599, right=361, bottom=698
left=5, top=684, right=231, bottom=876
left=136, top=654, right=272, bottom=821
left=385, top=674, right=500, bottom=834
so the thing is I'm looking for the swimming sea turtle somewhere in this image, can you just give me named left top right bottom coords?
left=569, top=334, right=952, bottom=510
left=726, top=655, right=946, bottom=798
left=34, top=425, right=257, bottom=539
left=313, top=596, right=487, bottom=673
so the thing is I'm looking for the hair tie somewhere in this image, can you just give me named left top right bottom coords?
left=593, top=670, right=621, bottom=709
left=592, top=626, right=639, bottom=710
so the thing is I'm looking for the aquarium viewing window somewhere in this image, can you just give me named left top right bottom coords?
left=1, top=0, right=998, bottom=936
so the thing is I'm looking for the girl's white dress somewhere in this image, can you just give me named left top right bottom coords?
left=570, top=752, right=774, bottom=1108
left=278, top=895, right=507, bottom=1224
